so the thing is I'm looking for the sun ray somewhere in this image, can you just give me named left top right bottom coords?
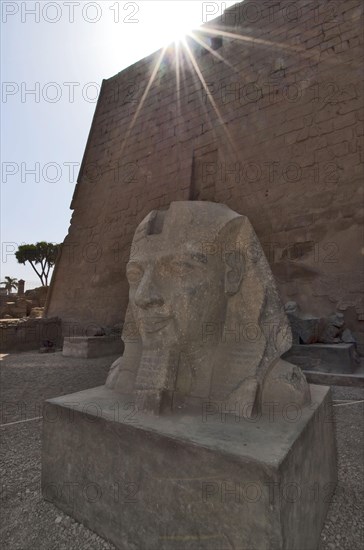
left=120, top=45, right=168, bottom=155
left=180, top=31, right=272, bottom=220
left=198, top=25, right=341, bottom=67
left=179, top=45, right=219, bottom=143
left=199, top=26, right=309, bottom=55
left=188, top=31, right=238, bottom=73
left=174, top=41, right=181, bottom=118
left=182, top=37, right=238, bottom=157
left=186, top=30, right=262, bottom=93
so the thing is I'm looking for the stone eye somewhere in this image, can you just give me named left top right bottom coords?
left=126, top=265, right=143, bottom=284
left=169, top=261, right=194, bottom=275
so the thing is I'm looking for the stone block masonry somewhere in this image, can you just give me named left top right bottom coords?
left=46, top=0, right=364, bottom=348
left=42, top=384, right=337, bottom=550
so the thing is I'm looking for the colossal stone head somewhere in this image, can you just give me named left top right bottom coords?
left=106, top=201, right=310, bottom=416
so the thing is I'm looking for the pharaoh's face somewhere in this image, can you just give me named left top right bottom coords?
left=126, top=242, right=227, bottom=348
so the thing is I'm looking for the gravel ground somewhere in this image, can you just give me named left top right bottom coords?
left=1, top=352, right=363, bottom=549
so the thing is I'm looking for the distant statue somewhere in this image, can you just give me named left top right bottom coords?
left=106, top=201, right=310, bottom=416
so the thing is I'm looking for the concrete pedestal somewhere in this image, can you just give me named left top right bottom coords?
left=62, top=336, right=124, bottom=358
left=283, top=343, right=359, bottom=374
left=42, top=385, right=337, bottom=550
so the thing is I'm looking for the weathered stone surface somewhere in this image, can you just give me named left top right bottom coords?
left=29, top=307, right=44, bottom=319
left=62, top=336, right=124, bottom=359
left=0, top=299, right=27, bottom=319
left=0, top=317, right=62, bottom=353
left=25, top=286, right=48, bottom=307
left=44, top=0, right=364, bottom=356
left=106, top=202, right=310, bottom=417
left=285, top=307, right=320, bottom=344
left=17, top=279, right=25, bottom=295
left=45, top=0, right=364, bottom=353
left=319, top=313, right=345, bottom=344
left=42, top=203, right=337, bottom=549
left=0, top=285, right=48, bottom=319
left=284, top=302, right=355, bottom=345
left=42, top=384, right=337, bottom=550
left=304, top=370, right=364, bottom=388
left=283, top=343, right=360, bottom=374
left=341, top=328, right=357, bottom=344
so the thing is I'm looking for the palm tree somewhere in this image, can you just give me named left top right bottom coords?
left=1, top=276, right=18, bottom=295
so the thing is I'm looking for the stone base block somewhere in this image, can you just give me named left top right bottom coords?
left=283, top=343, right=359, bottom=374
left=42, top=385, right=337, bottom=550
left=62, top=336, right=124, bottom=358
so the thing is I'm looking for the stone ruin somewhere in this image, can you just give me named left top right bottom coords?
left=0, top=284, right=61, bottom=353
left=42, top=203, right=337, bottom=550
left=283, top=301, right=361, bottom=375
left=106, top=201, right=310, bottom=416
left=0, top=284, right=48, bottom=320
left=45, top=0, right=364, bottom=358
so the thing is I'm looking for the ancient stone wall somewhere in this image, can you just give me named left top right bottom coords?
left=0, top=317, right=62, bottom=353
left=46, top=0, right=363, bottom=348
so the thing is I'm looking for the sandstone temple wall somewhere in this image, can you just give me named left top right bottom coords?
left=46, top=0, right=363, bottom=345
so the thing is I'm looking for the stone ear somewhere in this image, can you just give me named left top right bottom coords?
left=224, top=251, right=244, bottom=295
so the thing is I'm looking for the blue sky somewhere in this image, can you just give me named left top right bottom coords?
left=1, top=1, right=236, bottom=289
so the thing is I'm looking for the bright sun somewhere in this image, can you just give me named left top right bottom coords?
left=148, top=1, right=200, bottom=45
left=160, top=21, right=194, bottom=44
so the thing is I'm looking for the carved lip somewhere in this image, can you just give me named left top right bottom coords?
left=140, top=316, right=172, bottom=333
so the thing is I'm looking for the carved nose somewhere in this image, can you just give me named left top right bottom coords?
left=134, top=271, right=164, bottom=309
